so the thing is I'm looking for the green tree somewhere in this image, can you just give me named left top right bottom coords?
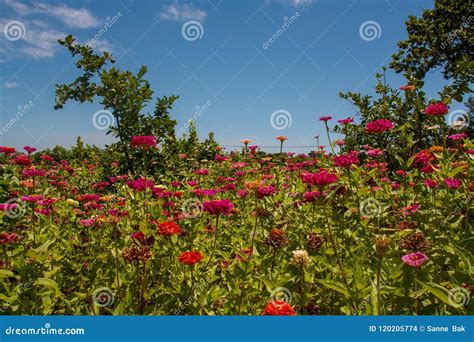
left=54, top=35, right=178, bottom=174
left=390, top=0, right=473, bottom=101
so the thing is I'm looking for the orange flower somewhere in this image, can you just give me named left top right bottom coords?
left=429, top=146, right=444, bottom=153
left=240, top=139, right=252, bottom=144
left=276, top=135, right=288, bottom=141
left=20, top=180, right=34, bottom=188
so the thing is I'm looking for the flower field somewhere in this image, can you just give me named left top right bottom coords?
left=0, top=124, right=473, bottom=315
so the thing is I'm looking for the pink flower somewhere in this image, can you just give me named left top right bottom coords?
left=79, top=218, right=95, bottom=227
left=448, top=133, right=467, bottom=140
left=21, top=195, right=44, bottom=203
left=193, top=169, right=209, bottom=176
left=337, top=118, right=354, bottom=125
left=423, top=179, right=438, bottom=188
left=236, top=190, right=249, bottom=198
left=22, top=168, right=46, bottom=178
left=424, top=102, right=449, bottom=116
left=444, top=178, right=461, bottom=189
left=319, top=116, right=332, bottom=122
left=400, top=85, right=415, bottom=91
left=0, top=233, right=20, bottom=244
left=127, top=178, right=154, bottom=191
left=301, top=170, right=338, bottom=186
left=302, top=191, right=321, bottom=203
left=367, top=149, right=383, bottom=157
left=364, top=119, right=394, bottom=134
left=332, top=153, right=359, bottom=168
left=402, top=252, right=428, bottom=267
left=203, top=199, right=234, bottom=215
left=0, top=203, right=18, bottom=212
left=256, top=185, right=276, bottom=199
left=131, top=135, right=157, bottom=149
left=402, top=203, right=420, bottom=216
left=23, top=146, right=37, bottom=154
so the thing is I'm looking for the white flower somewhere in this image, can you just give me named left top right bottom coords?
left=291, top=249, right=310, bottom=266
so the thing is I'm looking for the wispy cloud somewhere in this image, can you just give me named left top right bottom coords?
left=4, top=0, right=100, bottom=28
left=0, top=0, right=101, bottom=60
left=4, top=81, right=19, bottom=88
left=34, top=2, right=99, bottom=29
left=266, top=0, right=317, bottom=8
left=159, top=3, right=207, bottom=23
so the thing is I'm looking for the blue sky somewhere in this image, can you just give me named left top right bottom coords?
left=0, top=0, right=457, bottom=152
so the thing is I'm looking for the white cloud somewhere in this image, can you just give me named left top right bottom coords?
left=35, top=2, right=99, bottom=28
left=4, top=0, right=99, bottom=28
left=266, top=0, right=316, bottom=8
left=0, top=0, right=100, bottom=60
left=159, top=3, right=207, bottom=23
left=87, top=39, right=115, bottom=54
left=4, top=81, right=18, bottom=88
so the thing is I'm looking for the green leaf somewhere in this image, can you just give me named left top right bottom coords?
left=417, top=281, right=463, bottom=309
left=317, top=279, right=350, bottom=298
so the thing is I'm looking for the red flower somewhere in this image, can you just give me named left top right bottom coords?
left=157, top=221, right=182, bottom=236
left=179, top=251, right=204, bottom=265
left=301, top=170, right=338, bottom=186
left=0, top=146, right=16, bottom=154
left=256, top=185, right=276, bottom=199
left=203, top=199, right=234, bottom=215
left=337, top=118, right=354, bottom=125
left=319, top=116, right=332, bottom=122
left=332, top=153, right=359, bottom=168
left=263, top=301, right=296, bottom=316
left=0, top=233, right=20, bottom=244
left=400, top=85, right=415, bottom=91
left=424, top=102, right=449, bottom=116
left=131, top=135, right=157, bottom=149
left=364, top=119, right=394, bottom=133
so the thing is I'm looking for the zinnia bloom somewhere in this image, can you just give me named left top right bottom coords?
left=364, top=119, right=394, bottom=133
left=401, top=252, right=428, bottom=267
left=131, top=135, right=157, bottom=148
left=319, top=116, right=332, bottom=122
left=444, top=178, right=462, bottom=189
left=400, top=85, right=415, bottom=91
left=276, top=136, right=288, bottom=141
left=256, top=185, right=276, bottom=199
left=263, top=301, right=296, bottom=316
left=301, top=170, right=338, bottom=186
left=23, top=146, right=37, bottom=154
left=424, top=102, right=449, bottom=116
left=203, top=199, right=234, bottom=215
left=179, top=251, right=204, bottom=265
left=157, top=221, right=182, bottom=236
left=337, top=118, right=354, bottom=125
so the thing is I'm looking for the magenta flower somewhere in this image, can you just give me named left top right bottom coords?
left=402, top=252, right=428, bottom=267
left=127, top=178, right=154, bottom=191
left=22, top=168, right=46, bottom=178
left=256, top=185, right=276, bottom=199
left=424, top=102, right=449, bottom=116
left=21, top=195, right=44, bottom=203
left=23, top=146, right=37, bottom=154
left=448, top=133, right=467, bottom=141
left=301, top=170, right=338, bottom=186
left=193, top=169, right=209, bottom=176
left=337, top=118, right=354, bottom=125
left=364, top=119, right=394, bottom=134
left=203, top=199, right=234, bottom=215
left=319, top=116, right=332, bottom=122
left=444, top=178, right=462, bottom=189
left=423, top=179, right=438, bottom=189
left=79, top=218, right=95, bottom=227
left=332, top=153, right=359, bottom=168
left=130, top=135, right=157, bottom=149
